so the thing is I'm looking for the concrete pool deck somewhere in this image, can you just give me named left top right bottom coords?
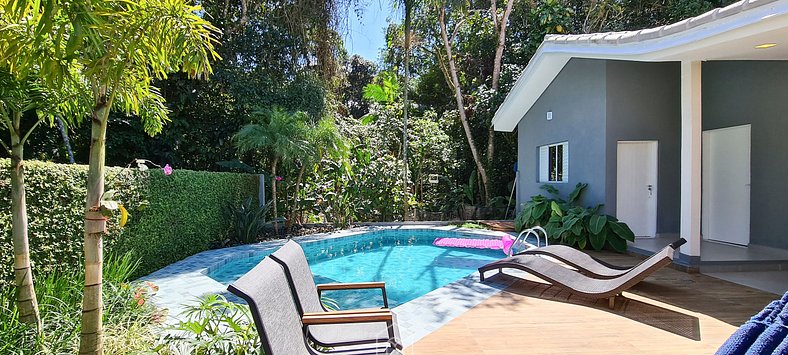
left=141, top=225, right=516, bottom=347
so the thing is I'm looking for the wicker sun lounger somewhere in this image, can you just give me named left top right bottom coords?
left=479, top=238, right=686, bottom=307
left=514, top=241, right=684, bottom=279
left=269, top=240, right=402, bottom=350
left=228, top=256, right=402, bottom=355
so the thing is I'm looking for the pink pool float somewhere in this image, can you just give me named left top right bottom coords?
left=433, top=235, right=515, bottom=255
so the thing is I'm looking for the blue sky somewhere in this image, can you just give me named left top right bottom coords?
left=343, top=1, right=394, bottom=62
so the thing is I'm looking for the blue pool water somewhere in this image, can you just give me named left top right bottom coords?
left=208, top=230, right=514, bottom=308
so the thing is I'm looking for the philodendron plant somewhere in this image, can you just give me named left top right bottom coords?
left=514, top=183, right=635, bottom=252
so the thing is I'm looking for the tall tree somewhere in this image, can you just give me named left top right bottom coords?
left=72, top=1, right=219, bottom=353
left=487, top=0, right=516, bottom=167
left=0, top=1, right=90, bottom=329
left=398, top=0, right=417, bottom=217
left=431, top=0, right=492, bottom=204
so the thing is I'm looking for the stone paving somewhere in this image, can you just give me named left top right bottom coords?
left=140, top=224, right=513, bottom=347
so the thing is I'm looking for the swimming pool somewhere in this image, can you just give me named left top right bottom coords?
left=207, top=229, right=516, bottom=308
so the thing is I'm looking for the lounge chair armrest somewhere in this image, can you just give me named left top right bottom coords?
left=316, top=308, right=389, bottom=315
left=316, top=281, right=386, bottom=291
left=302, top=310, right=393, bottom=325
left=317, top=282, right=389, bottom=308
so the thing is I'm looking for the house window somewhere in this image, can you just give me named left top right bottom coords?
left=539, top=142, right=568, bottom=183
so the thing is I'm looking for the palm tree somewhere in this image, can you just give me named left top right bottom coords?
left=289, top=117, right=349, bottom=226
left=0, top=2, right=91, bottom=329
left=71, top=1, right=219, bottom=353
left=235, top=107, right=312, bottom=232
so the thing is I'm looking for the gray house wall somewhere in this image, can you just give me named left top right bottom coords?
left=604, top=61, right=682, bottom=234
left=702, top=61, right=788, bottom=249
left=517, top=59, right=608, bottom=210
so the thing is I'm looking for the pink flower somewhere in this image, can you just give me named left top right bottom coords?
left=163, top=164, right=173, bottom=176
left=275, top=176, right=283, bottom=181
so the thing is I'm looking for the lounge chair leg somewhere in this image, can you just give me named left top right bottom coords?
left=608, top=296, right=616, bottom=309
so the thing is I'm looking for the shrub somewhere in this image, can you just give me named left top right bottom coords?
left=220, top=198, right=275, bottom=247
left=0, top=252, right=161, bottom=354
left=514, top=183, right=635, bottom=252
left=0, top=159, right=259, bottom=284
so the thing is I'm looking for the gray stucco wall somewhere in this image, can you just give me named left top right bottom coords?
left=517, top=59, right=608, bottom=210
left=605, top=61, right=681, bottom=234
left=702, top=61, right=788, bottom=249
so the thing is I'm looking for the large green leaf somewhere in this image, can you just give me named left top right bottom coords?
left=571, top=222, right=583, bottom=236
left=588, top=214, right=606, bottom=235
left=607, top=235, right=628, bottom=253
left=568, top=183, right=587, bottom=203
left=589, top=229, right=606, bottom=250
left=550, top=200, right=563, bottom=217
left=609, top=221, right=636, bottom=241
left=533, top=201, right=549, bottom=220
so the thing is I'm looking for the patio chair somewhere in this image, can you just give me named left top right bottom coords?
left=227, top=256, right=402, bottom=355
left=479, top=238, right=686, bottom=308
left=269, top=240, right=403, bottom=350
left=513, top=241, right=683, bottom=279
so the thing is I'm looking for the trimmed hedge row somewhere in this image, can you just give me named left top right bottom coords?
left=0, top=159, right=259, bottom=285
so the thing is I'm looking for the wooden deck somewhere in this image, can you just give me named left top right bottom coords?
left=404, top=252, right=777, bottom=354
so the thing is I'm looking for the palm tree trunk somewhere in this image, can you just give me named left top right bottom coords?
left=79, top=96, right=110, bottom=355
left=271, top=157, right=279, bottom=234
left=438, top=8, right=491, bottom=204
left=290, top=163, right=306, bottom=228
left=8, top=111, right=41, bottom=329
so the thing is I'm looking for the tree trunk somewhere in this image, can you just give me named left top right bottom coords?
left=56, top=117, right=76, bottom=164
left=288, top=163, right=306, bottom=229
left=9, top=112, right=41, bottom=329
left=402, top=2, right=412, bottom=219
left=271, top=157, right=279, bottom=234
left=79, top=96, right=110, bottom=355
left=438, top=8, right=491, bottom=204
left=487, top=0, right=515, bottom=170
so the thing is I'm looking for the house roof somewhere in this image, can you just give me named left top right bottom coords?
left=493, top=0, right=788, bottom=132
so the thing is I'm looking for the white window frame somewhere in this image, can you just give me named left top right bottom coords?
left=539, top=141, right=569, bottom=183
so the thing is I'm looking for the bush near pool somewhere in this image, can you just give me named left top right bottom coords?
left=0, top=159, right=259, bottom=286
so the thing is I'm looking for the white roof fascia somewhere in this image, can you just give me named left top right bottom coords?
left=493, top=0, right=788, bottom=132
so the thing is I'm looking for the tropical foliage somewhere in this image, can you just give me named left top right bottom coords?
left=0, top=0, right=739, bottom=352
left=514, top=183, right=636, bottom=252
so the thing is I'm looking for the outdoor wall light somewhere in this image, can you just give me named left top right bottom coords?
left=546, top=111, right=553, bottom=121
left=755, top=43, right=777, bottom=49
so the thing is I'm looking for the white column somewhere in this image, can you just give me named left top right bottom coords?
left=680, top=60, right=702, bottom=257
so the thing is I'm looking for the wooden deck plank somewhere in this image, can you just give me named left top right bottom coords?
left=404, top=251, right=777, bottom=354
left=477, top=220, right=516, bottom=232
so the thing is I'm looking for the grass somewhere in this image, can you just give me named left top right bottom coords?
left=453, top=222, right=490, bottom=230
left=0, top=253, right=163, bottom=354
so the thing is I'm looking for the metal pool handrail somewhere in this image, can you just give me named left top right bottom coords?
left=508, top=226, right=549, bottom=257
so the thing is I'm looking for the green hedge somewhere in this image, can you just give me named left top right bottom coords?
left=0, top=159, right=259, bottom=286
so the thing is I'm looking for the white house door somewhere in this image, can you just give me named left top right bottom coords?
left=616, top=141, right=658, bottom=238
left=702, top=125, right=751, bottom=246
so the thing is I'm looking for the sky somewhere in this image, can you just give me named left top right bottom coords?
left=342, top=1, right=394, bottom=62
